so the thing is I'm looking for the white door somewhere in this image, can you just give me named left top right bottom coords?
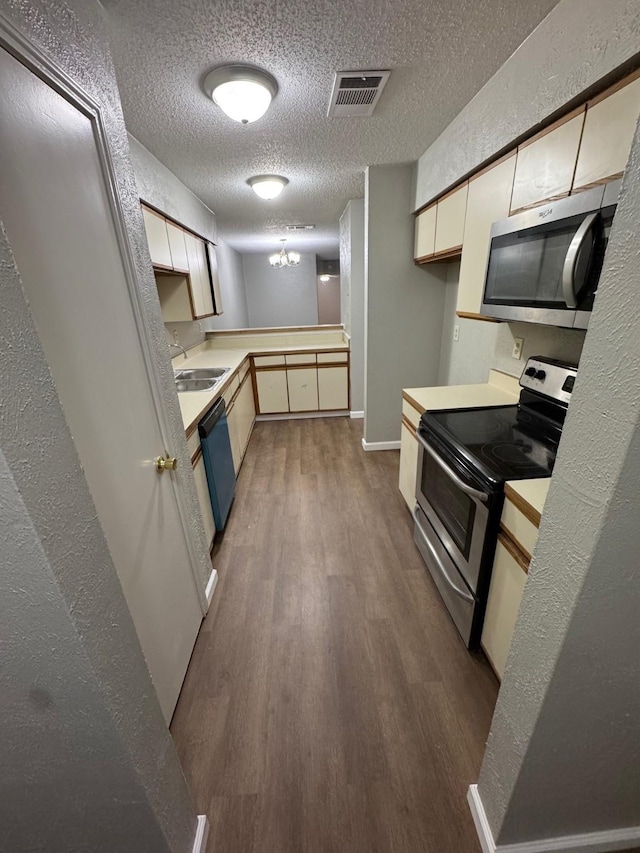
left=0, top=47, right=204, bottom=722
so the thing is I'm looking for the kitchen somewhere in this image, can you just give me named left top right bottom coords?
left=3, top=1, right=637, bottom=849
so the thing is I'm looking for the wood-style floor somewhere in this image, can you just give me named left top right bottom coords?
left=171, top=417, right=499, bottom=853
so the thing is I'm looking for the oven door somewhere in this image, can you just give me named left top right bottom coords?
left=415, top=429, right=490, bottom=595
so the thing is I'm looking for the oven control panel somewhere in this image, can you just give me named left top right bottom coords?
left=519, top=356, right=578, bottom=405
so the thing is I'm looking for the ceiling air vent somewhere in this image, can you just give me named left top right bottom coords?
left=286, top=224, right=316, bottom=232
left=327, top=70, right=390, bottom=117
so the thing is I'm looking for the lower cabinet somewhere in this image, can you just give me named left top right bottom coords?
left=399, top=422, right=419, bottom=509
left=227, top=371, right=256, bottom=473
left=318, top=366, right=349, bottom=410
left=287, top=367, right=318, bottom=411
left=192, top=451, right=216, bottom=549
left=253, top=351, right=350, bottom=415
left=481, top=538, right=527, bottom=679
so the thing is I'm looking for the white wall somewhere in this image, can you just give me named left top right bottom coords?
left=340, top=199, right=366, bottom=413
left=364, top=165, right=447, bottom=445
left=243, top=252, right=319, bottom=328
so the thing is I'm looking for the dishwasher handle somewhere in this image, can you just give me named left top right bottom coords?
left=198, top=397, right=226, bottom=438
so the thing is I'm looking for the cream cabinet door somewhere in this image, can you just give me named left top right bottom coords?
left=235, top=374, right=256, bottom=460
left=481, top=539, right=527, bottom=679
left=414, top=204, right=437, bottom=260
left=192, top=453, right=216, bottom=548
left=184, top=231, right=205, bottom=317
left=226, top=402, right=242, bottom=474
left=434, top=183, right=468, bottom=254
left=256, top=370, right=289, bottom=413
left=317, top=366, right=349, bottom=410
left=195, top=238, right=214, bottom=318
left=166, top=221, right=189, bottom=273
left=457, top=154, right=517, bottom=316
left=399, top=422, right=419, bottom=510
left=510, top=111, right=585, bottom=212
left=142, top=206, right=172, bottom=268
left=574, top=76, right=640, bottom=191
left=287, top=368, right=318, bottom=412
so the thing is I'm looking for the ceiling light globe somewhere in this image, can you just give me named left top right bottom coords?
left=212, top=79, right=273, bottom=124
left=247, top=175, right=289, bottom=200
left=320, top=274, right=330, bottom=282
left=287, top=251, right=301, bottom=266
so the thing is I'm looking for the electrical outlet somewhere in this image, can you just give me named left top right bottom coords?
left=173, top=329, right=180, bottom=344
left=198, top=322, right=203, bottom=334
left=512, top=337, right=524, bottom=360
left=453, top=325, right=460, bottom=342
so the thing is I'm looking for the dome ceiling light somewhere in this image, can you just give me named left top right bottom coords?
left=203, top=64, right=278, bottom=124
left=247, top=175, right=288, bottom=200
left=269, top=239, right=300, bottom=269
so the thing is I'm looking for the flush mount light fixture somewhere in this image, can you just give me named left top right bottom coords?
left=319, top=274, right=331, bottom=282
left=203, top=64, right=278, bottom=124
left=269, top=239, right=300, bottom=269
left=247, top=175, right=289, bottom=200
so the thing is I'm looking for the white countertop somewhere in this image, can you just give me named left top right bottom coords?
left=403, top=379, right=519, bottom=414
left=175, top=341, right=348, bottom=434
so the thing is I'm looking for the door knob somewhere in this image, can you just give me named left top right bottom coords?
left=155, top=455, right=178, bottom=472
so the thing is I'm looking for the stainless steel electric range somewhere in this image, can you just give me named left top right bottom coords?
left=413, top=356, right=577, bottom=649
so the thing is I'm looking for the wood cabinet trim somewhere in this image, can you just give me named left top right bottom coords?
left=401, top=414, right=419, bottom=438
left=401, top=391, right=425, bottom=419
left=498, top=529, right=530, bottom=574
left=455, top=311, right=501, bottom=323
left=191, top=445, right=203, bottom=466
left=510, top=191, right=571, bottom=216
left=503, top=484, right=542, bottom=527
left=516, top=105, right=586, bottom=152
left=586, top=65, right=640, bottom=109
left=415, top=245, right=463, bottom=265
left=571, top=173, right=624, bottom=193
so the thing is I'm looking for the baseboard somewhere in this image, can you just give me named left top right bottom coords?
left=361, top=438, right=401, bottom=451
left=468, top=785, right=640, bottom=853
left=192, top=815, right=209, bottom=853
left=350, top=410, right=364, bottom=419
left=205, top=569, right=218, bottom=606
left=256, top=411, right=348, bottom=422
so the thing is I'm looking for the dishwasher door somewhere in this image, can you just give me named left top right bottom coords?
left=198, top=397, right=236, bottom=531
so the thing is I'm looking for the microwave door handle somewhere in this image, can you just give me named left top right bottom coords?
left=415, top=430, right=489, bottom=503
left=412, top=506, right=475, bottom=602
left=562, top=211, right=598, bottom=308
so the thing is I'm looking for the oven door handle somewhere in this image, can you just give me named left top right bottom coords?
left=412, top=506, right=475, bottom=603
left=562, top=211, right=598, bottom=308
left=415, top=430, right=489, bottom=503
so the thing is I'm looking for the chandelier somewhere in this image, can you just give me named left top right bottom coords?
left=269, top=239, right=300, bottom=269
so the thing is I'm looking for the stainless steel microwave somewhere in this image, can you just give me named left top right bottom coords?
left=480, top=180, right=620, bottom=329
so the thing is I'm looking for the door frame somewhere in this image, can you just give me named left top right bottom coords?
left=0, top=15, right=210, bottom=615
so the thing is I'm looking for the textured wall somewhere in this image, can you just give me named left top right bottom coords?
left=365, top=165, right=447, bottom=443
left=340, top=199, right=366, bottom=413
left=243, top=252, right=319, bottom=328
left=415, top=0, right=640, bottom=209
left=477, top=117, right=640, bottom=844
left=0, top=2, right=198, bottom=850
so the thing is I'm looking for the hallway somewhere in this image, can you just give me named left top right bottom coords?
left=170, top=418, right=498, bottom=852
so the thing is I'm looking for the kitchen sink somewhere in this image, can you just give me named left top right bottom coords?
left=173, top=366, right=230, bottom=393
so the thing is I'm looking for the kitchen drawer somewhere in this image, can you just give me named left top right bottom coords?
left=254, top=354, right=285, bottom=367
left=501, top=497, right=539, bottom=558
left=402, top=398, right=422, bottom=430
left=186, top=430, right=200, bottom=459
left=317, top=351, right=348, bottom=363
left=285, top=352, right=316, bottom=365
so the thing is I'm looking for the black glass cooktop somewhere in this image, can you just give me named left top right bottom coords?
left=421, top=404, right=559, bottom=486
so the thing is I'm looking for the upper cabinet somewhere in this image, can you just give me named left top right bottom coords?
left=414, top=204, right=437, bottom=261
left=434, top=182, right=468, bottom=256
left=142, top=207, right=172, bottom=269
left=141, top=203, right=223, bottom=320
left=456, top=154, right=516, bottom=317
left=573, top=75, right=640, bottom=191
left=510, top=109, right=585, bottom=213
left=414, top=182, right=468, bottom=264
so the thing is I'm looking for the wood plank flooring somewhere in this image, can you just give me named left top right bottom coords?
left=170, top=417, right=499, bottom=852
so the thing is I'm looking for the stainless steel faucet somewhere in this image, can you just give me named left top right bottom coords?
left=169, top=342, right=188, bottom=361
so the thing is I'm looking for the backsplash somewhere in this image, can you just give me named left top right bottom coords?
left=492, top=321, right=586, bottom=377
left=164, top=320, right=206, bottom=354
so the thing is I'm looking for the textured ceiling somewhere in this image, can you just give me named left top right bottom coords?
left=103, top=0, right=560, bottom=256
